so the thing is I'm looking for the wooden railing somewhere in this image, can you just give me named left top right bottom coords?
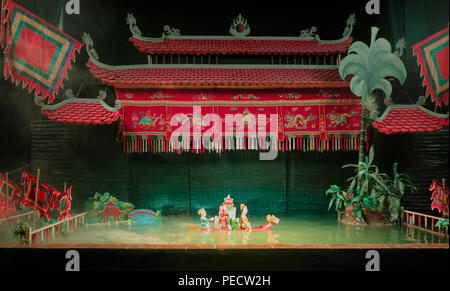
left=0, top=211, right=34, bottom=224
left=28, top=213, right=86, bottom=244
left=402, top=209, right=449, bottom=238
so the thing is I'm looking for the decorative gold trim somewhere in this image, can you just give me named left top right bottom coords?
left=123, top=131, right=360, bottom=137
left=113, top=83, right=350, bottom=90
left=285, top=130, right=360, bottom=136
left=124, top=132, right=166, bottom=136
left=119, top=99, right=360, bottom=106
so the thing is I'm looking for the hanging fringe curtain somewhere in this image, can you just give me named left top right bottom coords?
left=123, top=133, right=362, bottom=154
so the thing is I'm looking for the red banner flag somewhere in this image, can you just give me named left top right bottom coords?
left=413, top=27, right=449, bottom=108
left=20, top=171, right=60, bottom=221
left=0, top=172, right=22, bottom=216
left=1, top=0, right=83, bottom=103
left=56, top=186, right=72, bottom=221
left=430, top=179, right=449, bottom=215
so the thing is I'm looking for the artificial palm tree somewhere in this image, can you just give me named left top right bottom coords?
left=339, top=27, right=407, bottom=167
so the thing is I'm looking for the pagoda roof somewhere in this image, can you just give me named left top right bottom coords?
left=129, top=36, right=354, bottom=56
left=86, top=60, right=349, bottom=89
left=127, top=14, right=356, bottom=56
left=102, top=199, right=124, bottom=216
left=40, top=98, right=121, bottom=125
left=222, top=195, right=235, bottom=206
left=372, top=105, right=449, bottom=135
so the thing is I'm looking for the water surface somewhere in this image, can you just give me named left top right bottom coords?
left=30, top=216, right=448, bottom=245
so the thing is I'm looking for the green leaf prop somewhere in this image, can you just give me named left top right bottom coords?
left=435, top=218, right=449, bottom=228
left=340, top=27, right=406, bottom=102
left=325, top=146, right=415, bottom=224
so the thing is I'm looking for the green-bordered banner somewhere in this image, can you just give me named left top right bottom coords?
left=1, top=0, right=83, bottom=103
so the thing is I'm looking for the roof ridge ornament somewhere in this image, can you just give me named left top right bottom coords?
left=229, top=14, right=250, bottom=37
left=40, top=97, right=122, bottom=113
left=394, top=37, right=407, bottom=58
left=416, top=95, right=427, bottom=106
left=299, top=26, right=320, bottom=40
left=34, top=96, right=44, bottom=107
left=342, top=14, right=356, bottom=38
left=163, top=25, right=181, bottom=37
left=115, top=100, right=122, bottom=110
left=97, top=90, right=107, bottom=100
left=97, top=90, right=122, bottom=111
left=82, top=32, right=99, bottom=61
left=35, top=88, right=75, bottom=107
left=126, top=13, right=142, bottom=36
left=65, top=88, right=76, bottom=99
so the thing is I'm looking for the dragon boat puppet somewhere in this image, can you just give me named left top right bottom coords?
left=188, top=195, right=280, bottom=232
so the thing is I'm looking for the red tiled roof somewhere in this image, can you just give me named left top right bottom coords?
left=86, top=61, right=349, bottom=89
left=41, top=98, right=120, bottom=125
left=372, top=105, right=449, bottom=134
left=129, top=36, right=353, bottom=56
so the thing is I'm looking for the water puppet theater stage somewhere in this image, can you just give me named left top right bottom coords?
left=0, top=0, right=448, bottom=272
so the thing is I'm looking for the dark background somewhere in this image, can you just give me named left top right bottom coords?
left=0, top=0, right=448, bottom=215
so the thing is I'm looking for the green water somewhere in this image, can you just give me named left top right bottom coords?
left=12, top=216, right=445, bottom=245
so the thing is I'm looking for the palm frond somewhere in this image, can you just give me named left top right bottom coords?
left=371, top=54, right=407, bottom=86
left=339, top=27, right=407, bottom=102
left=339, top=55, right=369, bottom=81
left=371, top=78, right=393, bottom=99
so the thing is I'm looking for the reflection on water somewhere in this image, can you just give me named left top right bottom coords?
left=0, top=216, right=448, bottom=245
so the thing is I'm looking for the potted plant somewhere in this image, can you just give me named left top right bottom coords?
left=375, top=163, right=417, bottom=224
left=326, top=146, right=415, bottom=226
left=326, top=185, right=349, bottom=217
